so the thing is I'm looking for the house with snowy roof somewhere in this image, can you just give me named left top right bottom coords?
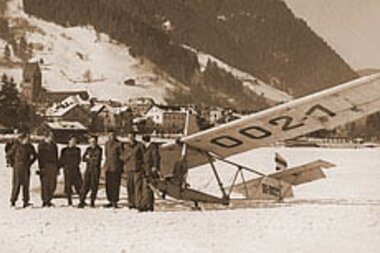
left=44, top=121, right=88, bottom=143
left=44, top=95, right=92, bottom=127
left=90, top=103, right=133, bottom=133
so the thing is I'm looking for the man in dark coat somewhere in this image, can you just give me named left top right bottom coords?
left=124, top=133, right=145, bottom=209
left=79, top=135, right=102, bottom=208
left=37, top=132, right=59, bottom=207
left=170, top=157, right=188, bottom=188
left=104, top=131, right=124, bottom=208
left=60, top=136, right=82, bottom=206
left=139, top=135, right=161, bottom=212
left=5, top=138, right=16, bottom=167
left=8, top=133, right=37, bottom=208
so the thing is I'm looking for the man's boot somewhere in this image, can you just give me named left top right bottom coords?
left=68, top=198, right=73, bottom=206
left=90, top=199, right=95, bottom=208
left=104, top=202, right=113, bottom=208
left=78, top=202, right=85, bottom=209
left=23, top=202, right=31, bottom=208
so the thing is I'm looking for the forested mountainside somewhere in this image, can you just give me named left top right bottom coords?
left=23, top=0, right=358, bottom=109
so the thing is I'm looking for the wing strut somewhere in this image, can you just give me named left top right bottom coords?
left=206, top=153, right=228, bottom=200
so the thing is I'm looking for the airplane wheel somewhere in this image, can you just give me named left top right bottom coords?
left=192, top=201, right=201, bottom=211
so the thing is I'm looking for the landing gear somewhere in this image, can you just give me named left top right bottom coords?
left=192, top=201, right=201, bottom=211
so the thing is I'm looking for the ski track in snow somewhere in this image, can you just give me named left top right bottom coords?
left=0, top=145, right=380, bottom=252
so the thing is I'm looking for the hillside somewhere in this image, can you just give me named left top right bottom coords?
left=25, top=0, right=358, bottom=96
left=0, top=0, right=178, bottom=103
left=150, top=0, right=359, bottom=96
left=21, top=0, right=358, bottom=106
left=0, top=0, right=291, bottom=111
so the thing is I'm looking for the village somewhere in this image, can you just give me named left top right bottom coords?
left=0, top=61, right=243, bottom=143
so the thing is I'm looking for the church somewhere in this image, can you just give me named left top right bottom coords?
left=21, top=61, right=89, bottom=104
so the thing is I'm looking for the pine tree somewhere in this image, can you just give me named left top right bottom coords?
left=0, top=77, right=37, bottom=130
left=0, top=78, right=21, bottom=128
left=1, top=73, right=8, bottom=83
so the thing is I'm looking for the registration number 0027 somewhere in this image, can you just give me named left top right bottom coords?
left=210, top=104, right=336, bottom=149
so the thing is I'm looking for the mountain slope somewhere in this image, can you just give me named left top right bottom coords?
left=0, top=0, right=291, bottom=110
left=158, top=0, right=359, bottom=96
left=22, top=0, right=358, bottom=99
left=1, top=0, right=176, bottom=103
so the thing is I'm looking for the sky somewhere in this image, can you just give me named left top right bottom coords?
left=285, top=0, right=380, bottom=70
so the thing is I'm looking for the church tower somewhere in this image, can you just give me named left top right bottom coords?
left=21, top=62, right=42, bottom=103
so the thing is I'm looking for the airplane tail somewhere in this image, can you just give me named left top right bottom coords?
left=233, top=160, right=335, bottom=200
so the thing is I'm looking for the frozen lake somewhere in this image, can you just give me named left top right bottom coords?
left=0, top=145, right=379, bottom=253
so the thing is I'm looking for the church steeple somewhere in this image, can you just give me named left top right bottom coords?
left=21, top=61, right=42, bottom=103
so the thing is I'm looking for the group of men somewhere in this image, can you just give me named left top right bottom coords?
left=5, top=131, right=161, bottom=211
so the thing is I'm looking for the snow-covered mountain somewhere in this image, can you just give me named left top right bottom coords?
left=1, top=0, right=175, bottom=103
left=1, top=0, right=291, bottom=106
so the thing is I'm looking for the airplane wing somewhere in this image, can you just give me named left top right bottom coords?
left=180, top=74, right=380, bottom=158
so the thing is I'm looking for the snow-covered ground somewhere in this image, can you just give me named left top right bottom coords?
left=1, top=145, right=379, bottom=253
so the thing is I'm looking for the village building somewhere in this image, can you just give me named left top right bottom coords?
left=43, top=90, right=89, bottom=104
left=203, top=107, right=226, bottom=125
left=90, top=103, right=133, bottom=133
left=127, top=97, right=154, bottom=116
left=44, top=121, right=88, bottom=143
left=145, top=104, right=199, bottom=134
left=44, top=95, right=92, bottom=127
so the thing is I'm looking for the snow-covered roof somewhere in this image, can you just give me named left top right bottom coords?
left=90, top=103, right=130, bottom=115
left=90, top=104, right=106, bottom=114
left=45, top=95, right=90, bottom=117
left=114, top=106, right=131, bottom=115
left=46, top=121, right=87, bottom=131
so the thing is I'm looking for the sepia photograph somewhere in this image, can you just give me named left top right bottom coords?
left=0, top=0, right=379, bottom=252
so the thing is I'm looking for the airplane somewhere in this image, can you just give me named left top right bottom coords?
left=144, top=73, right=380, bottom=208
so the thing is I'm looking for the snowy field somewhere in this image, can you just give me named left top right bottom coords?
left=0, top=145, right=379, bottom=253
